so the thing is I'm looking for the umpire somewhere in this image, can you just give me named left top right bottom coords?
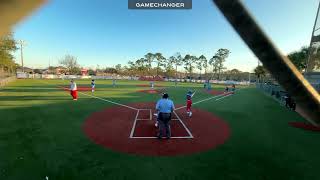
left=156, top=93, right=175, bottom=139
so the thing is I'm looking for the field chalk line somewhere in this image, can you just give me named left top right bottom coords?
left=173, top=111, right=194, bottom=138
left=175, top=93, right=225, bottom=110
left=215, top=93, right=233, bottom=101
left=41, top=80, right=239, bottom=112
left=78, top=91, right=138, bottom=110
left=40, top=80, right=139, bottom=111
left=129, top=110, right=140, bottom=138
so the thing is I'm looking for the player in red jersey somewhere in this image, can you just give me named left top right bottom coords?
left=186, top=94, right=193, bottom=117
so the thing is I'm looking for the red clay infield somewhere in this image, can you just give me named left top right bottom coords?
left=206, top=90, right=228, bottom=95
left=137, top=84, right=164, bottom=87
left=83, top=102, right=230, bottom=156
left=61, top=86, right=92, bottom=91
left=137, top=89, right=163, bottom=94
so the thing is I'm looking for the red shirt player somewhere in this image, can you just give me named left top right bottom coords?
left=186, top=95, right=192, bottom=117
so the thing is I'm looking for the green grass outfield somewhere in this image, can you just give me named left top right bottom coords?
left=0, top=79, right=319, bottom=180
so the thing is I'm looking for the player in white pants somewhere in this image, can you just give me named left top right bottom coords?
left=91, top=79, right=95, bottom=93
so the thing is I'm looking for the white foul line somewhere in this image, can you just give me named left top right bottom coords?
left=174, top=93, right=225, bottom=110
left=131, top=136, right=192, bottom=139
left=78, top=92, right=138, bottom=110
left=191, top=90, right=196, bottom=97
left=129, top=110, right=140, bottom=138
left=130, top=109, right=193, bottom=139
left=40, top=80, right=139, bottom=111
left=215, top=93, right=233, bottom=101
left=173, top=111, right=193, bottom=138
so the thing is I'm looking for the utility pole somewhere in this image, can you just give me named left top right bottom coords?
left=18, top=40, right=26, bottom=72
left=246, top=60, right=254, bottom=85
left=48, top=59, right=51, bottom=74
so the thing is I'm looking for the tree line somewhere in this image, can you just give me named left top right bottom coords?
left=253, top=46, right=314, bottom=82
left=123, top=48, right=231, bottom=80
left=0, top=33, right=18, bottom=77
left=0, top=32, right=312, bottom=82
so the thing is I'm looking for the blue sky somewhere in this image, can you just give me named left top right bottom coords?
left=13, top=0, right=319, bottom=72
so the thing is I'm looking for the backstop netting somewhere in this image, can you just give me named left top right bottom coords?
left=305, top=1, right=320, bottom=91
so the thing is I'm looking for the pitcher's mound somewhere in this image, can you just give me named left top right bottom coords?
left=137, top=89, right=161, bottom=94
left=137, top=84, right=163, bottom=87
left=61, top=86, right=92, bottom=91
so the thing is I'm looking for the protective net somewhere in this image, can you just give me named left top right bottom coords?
left=307, top=3, right=320, bottom=73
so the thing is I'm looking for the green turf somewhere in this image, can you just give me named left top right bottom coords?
left=0, top=79, right=318, bottom=180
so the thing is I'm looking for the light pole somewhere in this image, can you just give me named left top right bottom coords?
left=18, top=40, right=26, bottom=72
left=246, top=60, right=256, bottom=85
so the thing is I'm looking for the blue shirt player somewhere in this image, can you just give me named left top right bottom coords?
left=155, top=93, right=175, bottom=139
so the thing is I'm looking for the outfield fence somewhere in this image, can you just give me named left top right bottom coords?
left=16, top=73, right=139, bottom=80
left=304, top=72, right=320, bottom=91
left=0, top=76, right=16, bottom=88
left=256, top=83, right=288, bottom=105
left=165, top=78, right=250, bottom=85
left=15, top=72, right=250, bottom=85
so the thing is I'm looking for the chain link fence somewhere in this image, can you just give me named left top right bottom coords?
left=256, top=83, right=289, bottom=106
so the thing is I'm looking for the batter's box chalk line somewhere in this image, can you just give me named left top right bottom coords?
left=129, top=109, right=193, bottom=139
left=135, top=109, right=152, bottom=120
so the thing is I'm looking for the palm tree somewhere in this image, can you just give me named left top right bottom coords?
left=198, top=55, right=207, bottom=80
left=215, top=48, right=230, bottom=80
left=135, top=58, right=147, bottom=76
left=183, top=54, right=196, bottom=81
left=127, top=61, right=137, bottom=77
left=174, top=53, right=183, bottom=79
left=168, top=52, right=183, bottom=85
left=209, top=55, right=219, bottom=79
left=154, top=53, right=166, bottom=76
left=165, top=56, right=175, bottom=78
left=254, top=65, right=266, bottom=82
left=144, top=53, right=154, bottom=74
